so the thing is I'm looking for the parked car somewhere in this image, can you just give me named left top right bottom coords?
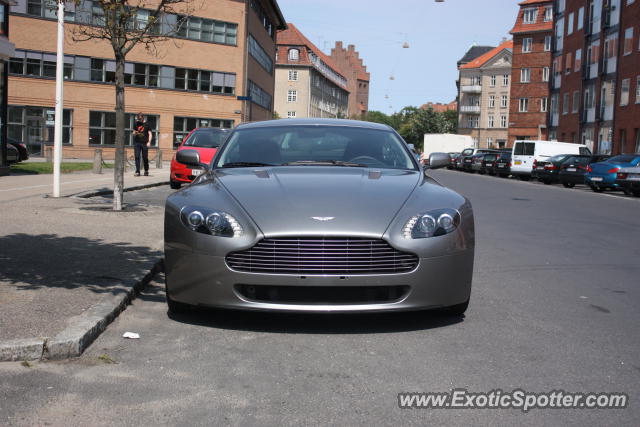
left=7, top=138, right=29, bottom=162
left=585, top=154, right=640, bottom=192
left=459, top=148, right=498, bottom=172
left=492, top=152, right=512, bottom=177
left=558, top=155, right=610, bottom=188
left=511, top=140, right=591, bottom=180
left=6, top=142, right=19, bottom=164
left=447, top=152, right=460, bottom=170
left=470, top=153, right=486, bottom=173
left=534, top=154, right=575, bottom=184
left=170, top=127, right=229, bottom=189
left=165, top=118, right=475, bottom=315
left=615, top=166, right=640, bottom=197
left=480, top=153, right=499, bottom=175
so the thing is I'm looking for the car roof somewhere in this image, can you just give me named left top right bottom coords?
left=234, top=118, right=393, bottom=131
left=192, top=127, right=229, bottom=132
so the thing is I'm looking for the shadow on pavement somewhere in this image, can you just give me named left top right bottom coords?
left=140, top=279, right=464, bottom=334
left=0, top=233, right=162, bottom=295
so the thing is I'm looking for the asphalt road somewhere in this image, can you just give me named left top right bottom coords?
left=1, top=171, right=639, bottom=425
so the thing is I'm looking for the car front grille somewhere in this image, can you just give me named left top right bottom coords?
left=226, top=237, right=419, bottom=275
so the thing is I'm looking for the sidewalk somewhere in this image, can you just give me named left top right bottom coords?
left=0, top=164, right=170, bottom=360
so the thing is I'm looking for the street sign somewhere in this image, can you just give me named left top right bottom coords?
left=237, top=96, right=252, bottom=101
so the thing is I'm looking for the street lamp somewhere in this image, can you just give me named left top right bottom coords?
left=52, top=0, right=65, bottom=197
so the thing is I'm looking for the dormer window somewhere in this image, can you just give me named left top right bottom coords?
left=523, top=8, right=538, bottom=24
left=288, top=49, right=299, bottom=61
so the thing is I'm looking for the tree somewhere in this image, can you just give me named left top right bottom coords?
left=71, top=0, right=198, bottom=210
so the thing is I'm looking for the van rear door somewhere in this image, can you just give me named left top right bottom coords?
left=511, top=141, right=536, bottom=175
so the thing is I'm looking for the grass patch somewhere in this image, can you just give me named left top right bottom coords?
left=10, top=162, right=114, bottom=175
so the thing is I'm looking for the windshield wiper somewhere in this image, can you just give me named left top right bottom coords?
left=221, top=162, right=275, bottom=168
left=283, top=160, right=368, bottom=167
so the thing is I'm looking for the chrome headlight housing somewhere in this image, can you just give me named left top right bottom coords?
left=402, top=208, right=461, bottom=239
left=180, top=206, right=243, bottom=238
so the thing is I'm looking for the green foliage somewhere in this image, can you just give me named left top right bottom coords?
left=359, top=106, right=459, bottom=151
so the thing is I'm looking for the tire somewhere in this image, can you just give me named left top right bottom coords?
left=591, top=185, right=604, bottom=193
left=170, top=180, right=182, bottom=190
left=166, top=294, right=192, bottom=314
left=543, top=179, right=552, bottom=185
left=440, top=299, right=469, bottom=316
left=563, top=182, right=575, bottom=188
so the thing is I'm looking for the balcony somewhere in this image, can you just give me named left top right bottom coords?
left=460, top=105, right=481, bottom=114
left=460, top=85, right=482, bottom=93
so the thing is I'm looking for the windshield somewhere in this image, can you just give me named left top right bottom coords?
left=215, top=125, right=417, bottom=170
left=548, top=154, right=570, bottom=163
left=184, top=129, right=227, bottom=148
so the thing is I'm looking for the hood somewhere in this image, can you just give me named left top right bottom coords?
left=177, top=146, right=218, bottom=164
left=215, top=167, right=421, bottom=236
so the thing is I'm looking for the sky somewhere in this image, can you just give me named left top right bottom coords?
left=276, top=0, right=521, bottom=114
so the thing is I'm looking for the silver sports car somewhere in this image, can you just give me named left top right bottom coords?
left=164, top=119, right=474, bottom=315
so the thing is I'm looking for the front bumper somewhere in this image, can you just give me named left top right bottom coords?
left=165, top=248, right=474, bottom=312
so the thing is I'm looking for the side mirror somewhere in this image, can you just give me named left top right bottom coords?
left=176, top=149, right=208, bottom=170
left=425, top=152, right=450, bottom=170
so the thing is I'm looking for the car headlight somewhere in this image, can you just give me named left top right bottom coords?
left=402, top=209, right=461, bottom=239
left=180, top=206, right=243, bottom=238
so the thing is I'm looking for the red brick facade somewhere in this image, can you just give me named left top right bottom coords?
left=329, top=42, right=370, bottom=118
left=508, top=0, right=553, bottom=146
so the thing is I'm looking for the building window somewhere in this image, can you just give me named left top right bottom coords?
left=572, top=91, right=580, bottom=113
left=584, top=87, right=594, bottom=110
left=470, top=75, right=481, bottom=86
left=520, top=68, right=531, bottom=83
left=9, top=50, right=74, bottom=80
left=522, top=38, right=533, bottom=53
left=562, top=93, right=569, bottom=114
left=288, top=49, right=300, bottom=61
left=544, top=6, right=553, bottom=22
left=89, top=112, right=159, bottom=146
left=250, top=0, right=275, bottom=38
left=501, top=95, right=508, bottom=108
left=288, top=70, right=298, bottom=81
left=175, top=68, right=235, bottom=94
left=636, top=76, right=640, bottom=103
left=487, top=137, right=493, bottom=147
left=7, top=106, right=73, bottom=148
left=487, top=115, right=494, bottom=128
left=567, top=12, right=575, bottom=35
left=489, top=95, right=495, bottom=108
left=248, top=80, right=272, bottom=110
left=577, top=7, right=584, bottom=30
left=500, top=115, right=507, bottom=128
left=287, top=111, right=296, bottom=118
left=620, top=79, right=630, bottom=106
left=503, top=74, right=509, bottom=86
left=544, top=35, right=552, bottom=52
left=467, top=116, right=479, bottom=128
left=490, top=75, right=496, bottom=87
left=519, top=98, right=529, bottom=112
left=575, top=49, right=582, bottom=72
left=248, top=35, right=273, bottom=73
left=287, top=90, right=298, bottom=103
left=176, top=16, right=238, bottom=45
left=523, top=8, right=538, bottom=24
left=173, top=116, right=233, bottom=146
left=26, top=0, right=74, bottom=21
left=542, top=66, right=550, bottom=82
left=565, top=52, right=572, bottom=74
left=551, top=93, right=558, bottom=114
left=541, top=97, right=548, bottom=112
left=623, top=28, right=633, bottom=55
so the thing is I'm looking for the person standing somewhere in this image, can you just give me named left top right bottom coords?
left=133, top=113, right=152, bottom=176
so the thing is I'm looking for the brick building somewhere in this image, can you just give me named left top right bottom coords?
left=420, top=101, right=457, bottom=112
left=457, top=40, right=513, bottom=148
left=508, top=0, right=554, bottom=145
left=549, top=0, right=639, bottom=154
left=329, top=41, right=370, bottom=118
left=7, top=0, right=286, bottom=160
left=0, top=0, right=16, bottom=175
left=273, top=23, right=349, bottom=119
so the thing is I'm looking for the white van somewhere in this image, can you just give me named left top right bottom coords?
left=511, top=140, right=591, bottom=179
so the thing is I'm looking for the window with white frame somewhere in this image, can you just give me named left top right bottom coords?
left=467, top=116, right=479, bottom=128
left=501, top=95, right=508, bottom=108
left=568, top=12, right=574, bottom=35
left=541, top=97, right=548, bottom=112
left=562, top=93, right=569, bottom=114
left=488, top=115, right=495, bottom=128
left=489, top=95, right=495, bottom=108
left=565, top=52, right=573, bottom=74
left=288, top=49, right=299, bottom=61
left=544, top=35, right=552, bottom=51
left=503, top=74, right=509, bottom=86
left=288, top=70, right=298, bottom=81
left=522, top=38, right=533, bottom=53
left=490, top=75, right=496, bottom=87
left=620, top=79, right=630, bottom=106
left=575, top=49, right=582, bottom=72
left=577, top=7, right=584, bottom=30
left=287, top=89, right=297, bottom=102
left=521, top=68, right=531, bottom=83
left=287, top=111, right=296, bottom=118
left=544, top=6, right=553, bottom=22
left=519, top=98, right=529, bottom=112
left=623, top=28, right=633, bottom=55
left=500, top=115, right=507, bottom=127
left=487, top=137, right=493, bottom=147
left=573, top=91, right=580, bottom=113
left=543, top=66, right=550, bottom=82
left=523, top=8, right=538, bottom=24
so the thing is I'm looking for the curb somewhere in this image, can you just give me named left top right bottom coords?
left=71, top=180, right=169, bottom=198
left=0, top=259, right=164, bottom=362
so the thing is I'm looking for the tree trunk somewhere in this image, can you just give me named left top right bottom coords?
left=113, top=53, right=126, bottom=211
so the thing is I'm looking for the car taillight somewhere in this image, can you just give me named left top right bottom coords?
left=578, top=165, right=587, bottom=170
left=586, top=165, right=592, bottom=172
left=508, top=162, right=511, bottom=167
left=544, top=164, right=556, bottom=170
left=607, top=167, right=620, bottom=174
left=617, top=173, right=628, bottom=179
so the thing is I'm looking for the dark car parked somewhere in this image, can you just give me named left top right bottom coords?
left=459, top=148, right=497, bottom=172
left=480, top=153, right=499, bottom=175
left=492, top=152, right=512, bottom=177
left=558, top=155, right=610, bottom=188
left=447, top=152, right=459, bottom=170
left=534, top=154, right=575, bottom=184
left=7, top=138, right=29, bottom=162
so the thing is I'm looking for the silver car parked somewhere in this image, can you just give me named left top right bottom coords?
left=164, top=119, right=475, bottom=315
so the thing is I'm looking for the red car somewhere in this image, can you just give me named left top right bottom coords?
left=170, top=127, right=230, bottom=189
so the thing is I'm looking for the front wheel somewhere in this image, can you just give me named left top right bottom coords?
left=170, top=180, right=182, bottom=190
